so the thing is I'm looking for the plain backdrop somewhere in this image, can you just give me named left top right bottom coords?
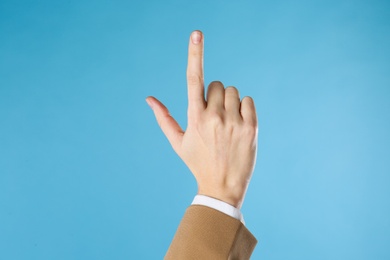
left=1, top=0, right=389, bottom=259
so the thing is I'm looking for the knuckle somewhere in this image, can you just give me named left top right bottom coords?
left=209, top=81, right=224, bottom=88
left=242, top=96, right=253, bottom=103
left=187, top=74, right=202, bottom=85
left=190, top=48, right=201, bottom=57
left=225, top=120, right=237, bottom=134
left=210, top=80, right=222, bottom=85
left=225, top=87, right=240, bottom=99
left=207, top=110, right=224, bottom=126
left=242, top=124, right=257, bottom=137
left=225, top=86, right=238, bottom=94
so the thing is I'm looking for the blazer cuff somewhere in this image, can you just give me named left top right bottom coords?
left=165, top=205, right=257, bottom=260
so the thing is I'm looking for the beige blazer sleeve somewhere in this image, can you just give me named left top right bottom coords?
left=165, top=205, right=257, bottom=260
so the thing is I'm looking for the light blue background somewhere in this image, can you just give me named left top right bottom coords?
left=1, top=0, right=389, bottom=259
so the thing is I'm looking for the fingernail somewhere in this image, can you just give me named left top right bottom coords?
left=145, top=98, right=153, bottom=109
left=191, top=31, right=202, bottom=45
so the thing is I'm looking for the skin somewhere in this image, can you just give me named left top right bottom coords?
left=146, top=30, right=258, bottom=209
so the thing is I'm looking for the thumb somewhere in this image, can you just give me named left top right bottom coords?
left=146, top=96, right=184, bottom=151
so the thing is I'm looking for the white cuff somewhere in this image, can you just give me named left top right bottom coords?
left=191, top=195, right=245, bottom=224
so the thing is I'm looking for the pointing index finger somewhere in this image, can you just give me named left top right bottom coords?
left=187, top=30, right=206, bottom=116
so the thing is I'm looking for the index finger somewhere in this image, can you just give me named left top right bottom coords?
left=187, top=30, right=206, bottom=116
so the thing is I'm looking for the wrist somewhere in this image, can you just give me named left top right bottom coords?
left=198, top=186, right=247, bottom=209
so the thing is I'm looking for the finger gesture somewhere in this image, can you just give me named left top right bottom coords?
left=146, top=31, right=258, bottom=209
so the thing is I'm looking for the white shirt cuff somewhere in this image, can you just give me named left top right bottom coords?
left=191, top=194, right=245, bottom=224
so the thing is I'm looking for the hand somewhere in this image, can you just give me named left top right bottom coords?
left=146, top=30, right=258, bottom=209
